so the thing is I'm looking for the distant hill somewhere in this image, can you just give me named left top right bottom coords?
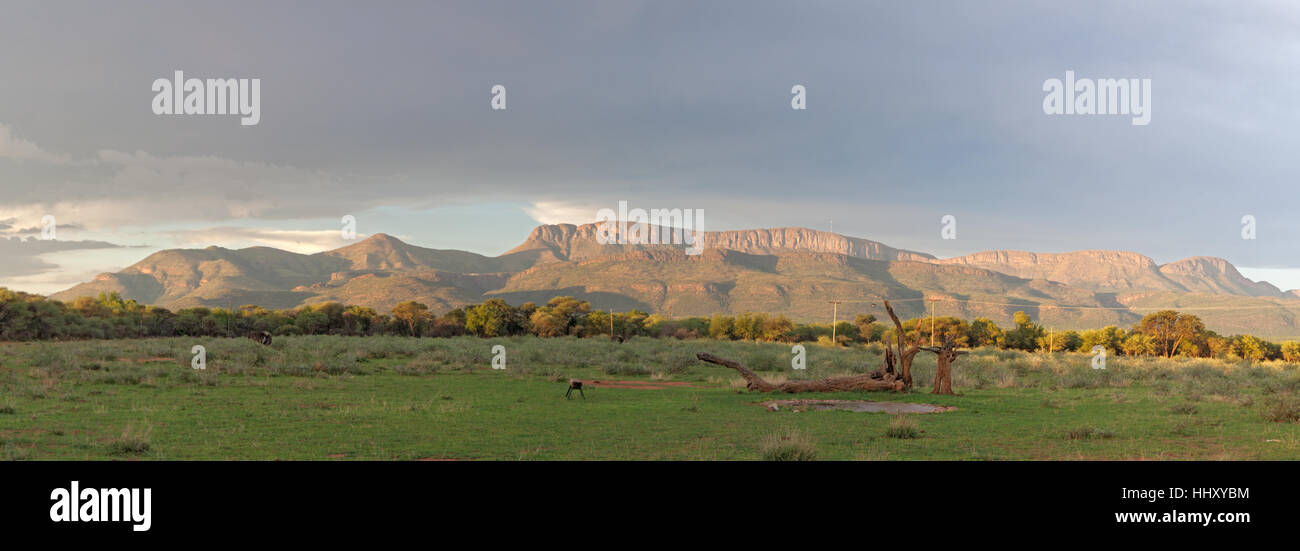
left=48, top=224, right=1300, bottom=337
left=934, top=250, right=1283, bottom=297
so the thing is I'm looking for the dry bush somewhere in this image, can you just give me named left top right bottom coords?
left=885, top=414, right=920, bottom=439
left=760, top=429, right=818, bottom=461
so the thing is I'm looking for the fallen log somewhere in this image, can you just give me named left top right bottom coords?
left=696, top=352, right=905, bottom=393
left=694, top=299, right=934, bottom=394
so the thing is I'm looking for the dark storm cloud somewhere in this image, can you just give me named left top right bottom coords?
left=0, top=0, right=1297, bottom=268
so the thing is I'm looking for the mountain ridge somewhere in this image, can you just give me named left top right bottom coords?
left=46, top=225, right=1300, bottom=336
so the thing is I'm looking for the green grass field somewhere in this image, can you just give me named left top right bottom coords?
left=2, top=335, right=1299, bottom=460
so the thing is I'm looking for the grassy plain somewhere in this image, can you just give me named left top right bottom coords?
left=2, top=335, right=1299, bottom=460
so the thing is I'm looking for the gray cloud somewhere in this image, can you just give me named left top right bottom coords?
left=0, top=0, right=1297, bottom=276
left=0, top=237, right=127, bottom=279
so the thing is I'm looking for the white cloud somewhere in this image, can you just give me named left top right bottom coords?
left=165, top=226, right=361, bottom=254
left=522, top=201, right=602, bottom=225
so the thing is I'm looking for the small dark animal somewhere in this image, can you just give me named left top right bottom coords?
left=247, top=331, right=272, bottom=346
left=566, top=379, right=585, bottom=400
left=610, top=335, right=625, bottom=344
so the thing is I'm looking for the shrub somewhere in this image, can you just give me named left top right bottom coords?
left=1260, top=393, right=1300, bottom=423
left=274, top=325, right=304, bottom=336
left=107, top=425, right=152, bottom=455
left=2, top=442, right=29, bottom=461
left=884, top=414, right=920, bottom=439
left=760, top=430, right=818, bottom=461
left=1066, top=427, right=1115, bottom=440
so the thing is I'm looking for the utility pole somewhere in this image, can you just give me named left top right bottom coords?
left=1049, top=327, right=1054, bottom=354
left=828, top=300, right=842, bottom=341
left=928, top=297, right=941, bottom=346
left=609, top=308, right=614, bottom=337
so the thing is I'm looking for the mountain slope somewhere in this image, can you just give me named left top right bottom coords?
left=931, top=250, right=1180, bottom=293
left=504, top=224, right=935, bottom=262
left=1157, top=256, right=1281, bottom=297
left=44, top=225, right=1300, bottom=336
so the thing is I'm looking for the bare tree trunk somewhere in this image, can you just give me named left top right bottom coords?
left=883, top=300, right=921, bottom=387
left=921, top=334, right=968, bottom=395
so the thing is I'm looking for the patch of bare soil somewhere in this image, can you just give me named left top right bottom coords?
left=760, top=399, right=956, bottom=414
left=583, top=379, right=709, bottom=390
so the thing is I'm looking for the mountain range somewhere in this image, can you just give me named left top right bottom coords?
left=48, top=224, right=1300, bottom=338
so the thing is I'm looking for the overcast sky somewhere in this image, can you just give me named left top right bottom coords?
left=3, top=0, right=1300, bottom=294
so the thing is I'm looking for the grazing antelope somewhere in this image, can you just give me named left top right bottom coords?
left=566, top=379, right=585, bottom=399
left=247, top=331, right=272, bottom=346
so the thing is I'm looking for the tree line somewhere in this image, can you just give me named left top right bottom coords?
left=1, top=287, right=1297, bottom=362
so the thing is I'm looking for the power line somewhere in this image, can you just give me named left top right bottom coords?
left=825, top=296, right=1299, bottom=312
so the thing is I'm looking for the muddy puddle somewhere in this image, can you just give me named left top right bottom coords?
left=760, top=399, right=955, bottom=414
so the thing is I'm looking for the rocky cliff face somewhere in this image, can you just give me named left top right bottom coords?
left=505, top=223, right=934, bottom=262
left=701, top=227, right=935, bottom=261
left=933, top=250, right=1179, bottom=292
left=47, top=225, right=1296, bottom=336
left=1158, top=256, right=1281, bottom=297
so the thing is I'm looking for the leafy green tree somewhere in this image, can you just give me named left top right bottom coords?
left=529, top=309, right=568, bottom=337
left=1080, top=326, right=1125, bottom=354
left=1003, top=311, right=1044, bottom=351
left=343, top=305, right=377, bottom=335
left=528, top=296, right=591, bottom=337
left=314, top=302, right=346, bottom=331
left=966, top=318, right=1003, bottom=347
left=545, top=296, right=590, bottom=334
left=1037, top=329, right=1081, bottom=352
left=1231, top=334, right=1269, bottom=362
left=708, top=314, right=735, bottom=340
left=441, top=308, right=467, bottom=327
left=1121, top=333, right=1156, bottom=357
left=761, top=315, right=796, bottom=342
left=391, top=301, right=430, bottom=337
left=464, top=299, right=525, bottom=337
left=294, top=309, right=329, bottom=335
left=1282, top=341, right=1300, bottom=363
left=614, top=310, right=650, bottom=337
left=1134, top=310, right=1206, bottom=358
left=732, top=313, right=765, bottom=341
left=853, top=314, right=877, bottom=342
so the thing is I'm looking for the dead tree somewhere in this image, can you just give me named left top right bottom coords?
left=696, top=353, right=904, bottom=392
left=920, top=333, right=967, bottom=395
left=878, top=299, right=921, bottom=387
left=694, top=299, right=923, bottom=394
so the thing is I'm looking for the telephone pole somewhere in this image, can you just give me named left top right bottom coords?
left=928, top=297, right=941, bottom=346
left=828, top=300, right=843, bottom=341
